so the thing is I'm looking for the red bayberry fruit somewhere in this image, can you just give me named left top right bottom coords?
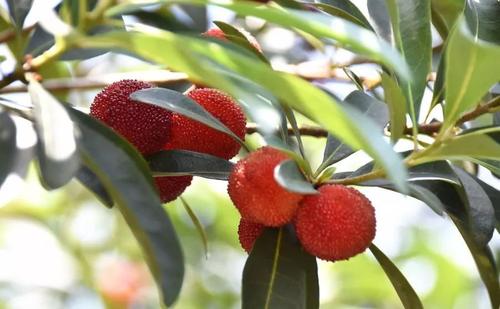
left=164, top=88, right=246, bottom=160
left=228, top=147, right=304, bottom=226
left=90, top=80, right=172, bottom=155
left=203, top=27, right=262, bottom=52
left=238, top=218, right=265, bottom=253
left=294, top=185, right=376, bottom=262
left=154, top=175, right=193, bottom=203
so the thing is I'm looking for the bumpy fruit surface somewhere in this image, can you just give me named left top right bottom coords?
left=294, top=185, right=376, bottom=262
left=154, top=176, right=193, bottom=203
left=228, top=147, right=304, bottom=226
left=165, top=88, right=246, bottom=160
left=203, top=27, right=262, bottom=52
left=238, top=218, right=265, bottom=253
left=90, top=80, right=172, bottom=155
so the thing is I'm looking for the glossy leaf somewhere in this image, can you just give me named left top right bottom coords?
left=242, top=228, right=319, bottom=309
left=28, top=79, right=80, bottom=189
left=274, top=160, right=317, bottom=194
left=381, top=72, right=407, bottom=142
left=464, top=0, right=500, bottom=44
left=0, top=112, right=18, bottom=187
left=370, top=244, right=423, bottom=309
left=408, top=160, right=459, bottom=184
left=473, top=176, right=500, bottom=233
left=83, top=30, right=408, bottom=192
left=367, top=0, right=392, bottom=43
left=130, top=87, right=245, bottom=147
left=312, top=1, right=373, bottom=30
left=442, top=17, right=500, bottom=128
left=66, top=108, right=184, bottom=306
left=106, top=0, right=411, bottom=80
left=386, top=0, right=432, bottom=122
left=147, top=149, right=234, bottom=180
left=430, top=0, right=465, bottom=39
left=75, top=166, right=114, bottom=208
left=6, top=0, right=33, bottom=29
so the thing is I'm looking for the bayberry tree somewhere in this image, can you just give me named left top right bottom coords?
left=0, top=0, right=499, bottom=308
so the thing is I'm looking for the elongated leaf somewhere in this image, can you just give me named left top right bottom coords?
left=147, top=149, right=233, bottom=180
left=180, top=197, right=208, bottom=258
left=367, top=0, right=392, bottom=43
left=28, top=79, right=80, bottom=189
left=473, top=158, right=500, bottom=175
left=83, top=30, right=408, bottom=192
left=408, top=160, right=459, bottom=184
left=311, top=1, right=373, bottom=30
left=415, top=178, right=500, bottom=307
left=370, top=244, right=423, bottom=309
left=430, top=0, right=465, bottom=39
left=464, top=0, right=500, bottom=44
left=274, top=160, right=317, bottom=194
left=0, top=112, right=18, bottom=187
left=106, top=0, right=411, bottom=80
left=442, top=16, right=500, bottom=128
left=76, top=166, right=114, bottom=208
left=6, top=0, right=32, bottom=29
left=242, top=228, right=319, bottom=309
left=130, top=87, right=245, bottom=146
left=66, top=108, right=184, bottom=306
left=381, top=72, right=407, bottom=142
left=323, top=91, right=389, bottom=165
left=472, top=176, right=500, bottom=233
left=386, top=0, right=432, bottom=122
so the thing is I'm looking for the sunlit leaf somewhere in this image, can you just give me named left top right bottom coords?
left=464, top=0, right=500, bottom=44
left=430, top=0, right=465, bottom=38
left=381, top=72, right=407, bottom=142
left=311, top=0, right=373, bottom=30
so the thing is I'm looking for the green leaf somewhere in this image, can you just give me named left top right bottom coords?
left=130, top=87, right=245, bottom=147
left=322, top=90, right=389, bottom=166
left=242, top=228, right=319, bottom=309
left=28, top=79, right=80, bottom=189
left=66, top=108, right=184, bottom=306
left=381, top=72, right=407, bottom=142
left=311, top=0, right=373, bottom=30
left=415, top=178, right=500, bottom=307
left=424, top=127, right=500, bottom=162
left=106, top=0, right=411, bottom=80
left=464, top=0, right=500, bottom=45
left=442, top=16, right=500, bottom=129
left=274, top=160, right=317, bottom=194
left=430, top=0, right=465, bottom=39
left=386, top=0, right=432, bottom=122
left=473, top=158, right=500, bottom=175
left=0, top=111, right=18, bottom=187
left=84, top=29, right=408, bottom=193
left=6, top=0, right=33, bottom=29
left=367, top=0, right=392, bottom=43
left=369, top=244, right=423, bottom=309
left=147, top=149, right=234, bottom=180
left=180, top=197, right=208, bottom=258
left=212, top=21, right=269, bottom=64
left=75, top=166, right=114, bottom=208
left=473, top=176, right=500, bottom=233
left=408, top=160, right=459, bottom=184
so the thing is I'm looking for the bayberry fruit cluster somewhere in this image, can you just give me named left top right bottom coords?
left=90, top=80, right=246, bottom=203
left=228, top=147, right=376, bottom=262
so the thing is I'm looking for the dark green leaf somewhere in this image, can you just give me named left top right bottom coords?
left=442, top=17, right=500, bottom=129
left=369, top=244, right=423, bottom=309
left=147, top=149, right=234, bottom=180
left=406, top=183, right=445, bottom=216
left=274, top=160, right=317, bottom=194
left=213, top=21, right=269, bottom=64
left=75, top=166, right=114, bottom=208
left=430, top=55, right=445, bottom=110
left=473, top=177, right=500, bottom=233
left=242, top=228, right=319, bottom=309
left=28, top=79, right=80, bottom=189
left=131, top=87, right=245, bottom=146
left=367, top=0, right=392, bottom=43
left=6, top=0, right=33, bottom=29
left=342, top=67, right=363, bottom=91
left=386, top=0, right=432, bottom=122
left=67, top=108, right=184, bottom=306
left=431, top=0, right=465, bottom=39
left=465, top=0, right=500, bottom=44
left=408, top=161, right=459, bottom=184
left=180, top=197, right=208, bottom=258
left=311, top=1, right=373, bottom=30
left=0, top=112, right=18, bottom=186
left=494, top=111, right=500, bottom=125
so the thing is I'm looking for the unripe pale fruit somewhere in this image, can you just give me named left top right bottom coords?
left=294, top=185, right=376, bottom=262
left=228, top=146, right=304, bottom=226
left=203, top=27, right=262, bottom=52
left=238, top=218, right=265, bottom=253
left=90, top=80, right=172, bottom=155
left=165, top=88, right=246, bottom=160
left=154, top=176, right=193, bottom=203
